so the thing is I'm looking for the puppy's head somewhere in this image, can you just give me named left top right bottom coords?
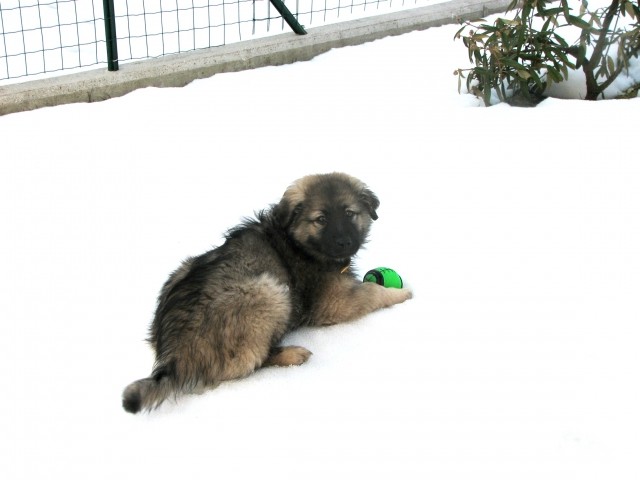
left=274, top=173, right=379, bottom=263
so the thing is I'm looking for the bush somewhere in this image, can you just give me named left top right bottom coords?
left=454, top=0, right=640, bottom=106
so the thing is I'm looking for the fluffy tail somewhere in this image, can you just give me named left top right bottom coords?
left=122, top=366, right=175, bottom=414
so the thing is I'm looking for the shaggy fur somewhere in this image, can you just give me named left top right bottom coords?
left=122, top=173, right=412, bottom=413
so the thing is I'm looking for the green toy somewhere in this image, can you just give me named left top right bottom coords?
left=363, top=267, right=404, bottom=289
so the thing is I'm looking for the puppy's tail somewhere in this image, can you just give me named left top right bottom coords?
left=122, top=365, right=176, bottom=414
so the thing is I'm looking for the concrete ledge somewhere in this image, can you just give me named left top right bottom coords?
left=0, top=0, right=511, bottom=116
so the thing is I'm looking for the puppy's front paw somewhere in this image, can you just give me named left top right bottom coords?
left=363, top=282, right=412, bottom=308
left=387, top=287, right=413, bottom=305
left=396, top=288, right=413, bottom=303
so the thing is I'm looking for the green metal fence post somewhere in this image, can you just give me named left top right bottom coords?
left=103, top=0, right=119, bottom=71
left=269, top=0, right=307, bottom=35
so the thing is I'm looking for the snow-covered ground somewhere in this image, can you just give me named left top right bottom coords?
left=1, top=7, right=639, bottom=480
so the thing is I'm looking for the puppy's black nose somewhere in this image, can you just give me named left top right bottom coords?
left=335, top=237, right=352, bottom=248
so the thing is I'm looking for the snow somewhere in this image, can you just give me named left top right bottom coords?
left=1, top=11, right=639, bottom=480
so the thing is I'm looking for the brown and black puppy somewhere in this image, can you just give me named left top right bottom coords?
left=122, top=172, right=412, bottom=413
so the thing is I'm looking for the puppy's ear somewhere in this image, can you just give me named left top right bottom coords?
left=360, top=188, right=380, bottom=221
left=275, top=179, right=306, bottom=228
left=274, top=199, right=303, bottom=228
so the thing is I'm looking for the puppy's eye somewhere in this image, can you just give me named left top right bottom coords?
left=315, top=216, right=327, bottom=226
left=345, top=210, right=356, bottom=218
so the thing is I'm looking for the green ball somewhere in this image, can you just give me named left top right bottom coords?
left=363, top=267, right=404, bottom=289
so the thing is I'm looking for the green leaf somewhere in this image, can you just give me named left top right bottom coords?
left=623, top=1, right=634, bottom=18
left=538, top=7, right=564, bottom=17
left=474, top=67, right=493, bottom=76
left=607, top=56, right=616, bottom=76
left=501, top=19, right=522, bottom=26
left=565, top=14, right=592, bottom=30
left=551, top=32, right=569, bottom=48
left=454, top=25, right=467, bottom=40
left=529, top=69, right=545, bottom=90
left=501, top=57, right=527, bottom=69
left=480, top=24, right=499, bottom=33
left=546, top=66, right=563, bottom=82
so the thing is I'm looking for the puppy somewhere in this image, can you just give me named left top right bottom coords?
left=122, top=172, right=412, bottom=413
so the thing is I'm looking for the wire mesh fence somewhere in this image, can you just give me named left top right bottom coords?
left=1, top=0, right=437, bottom=84
left=0, top=0, right=104, bottom=82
